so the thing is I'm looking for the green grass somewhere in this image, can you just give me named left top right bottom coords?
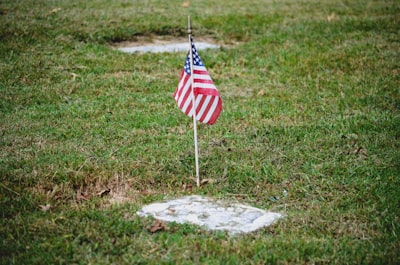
left=1, top=0, right=399, bottom=264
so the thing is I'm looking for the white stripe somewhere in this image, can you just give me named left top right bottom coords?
left=178, top=74, right=187, bottom=90
left=193, top=73, right=212, bottom=79
left=193, top=66, right=213, bottom=78
left=195, top=83, right=217, bottom=90
left=181, top=92, right=193, bottom=114
left=203, top=97, right=219, bottom=124
left=194, top=94, right=203, bottom=120
left=187, top=97, right=195, bottom=117
left=195, top=94, right=203, bottom=109
left=193, top=65, right=207, bottom=71
left=197, top=95, right=211, bottom=120
left=175, top=76, right=186, bottom=101
left=177, top=80, right=191, bottom=106
left=194, top=76, right=213, bottom=83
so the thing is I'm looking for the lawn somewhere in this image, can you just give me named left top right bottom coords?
left=1, top=0, right=399, bottom=264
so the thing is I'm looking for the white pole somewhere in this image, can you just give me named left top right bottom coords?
left=188, top=16, right=200, bottom=187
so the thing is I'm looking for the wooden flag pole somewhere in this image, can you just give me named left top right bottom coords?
left=188, top=16, right=200, bottom=187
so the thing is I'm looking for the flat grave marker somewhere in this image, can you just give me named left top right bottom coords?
left=137, top=195, right=283, bottom=235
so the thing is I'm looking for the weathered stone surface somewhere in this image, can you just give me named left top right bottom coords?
left=137, top=195, right=283, bottom=235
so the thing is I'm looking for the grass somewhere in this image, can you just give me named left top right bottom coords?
left=1, top=0, right=399, bottom=264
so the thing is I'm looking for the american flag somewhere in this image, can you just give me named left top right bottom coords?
left=173, top=39, right=222, bottom=125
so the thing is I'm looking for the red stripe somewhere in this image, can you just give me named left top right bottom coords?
left=194, top=78, right=214, bottom=84
left=175, top=72, right=190, bottom=100
left=199, top=96, right=215, bottom=123
left=179, top=87, right=192, bottom=110
left=193, top=69, right=209, bottom=75
left=196, top=95, right=207, bottom=115
left=185, top=101, right=193, bottom=115
left=174, top=71, right=185, bottom=97
left=194, top=88, right=220, bottom=96
left=207, top=98, right=222, bottom=125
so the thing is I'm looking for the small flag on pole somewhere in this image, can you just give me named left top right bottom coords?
left=174, top=37, right=222, bottom=125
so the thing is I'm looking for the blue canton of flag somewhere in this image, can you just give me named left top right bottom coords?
left=184, top=41, right=204, bottom=73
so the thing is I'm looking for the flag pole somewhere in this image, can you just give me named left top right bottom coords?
left=188, top=16, right=200, bottom=187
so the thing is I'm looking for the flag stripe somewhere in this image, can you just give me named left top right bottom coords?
left=175, top=71, right=189, bottom=100
left=203, top=97, right=219, bottom=124
left=199, top=96, right=215, bottom=123
left=194, top=69, right=208, bottom=75
left=178, top=80, right=191, bottom=110
left=194, top=78, right=214, bottom=85
left=194, top=88, right=220, bottom=96
left=196, top=95, right=210, bottom=120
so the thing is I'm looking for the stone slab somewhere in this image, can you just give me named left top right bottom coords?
left=117, top=42, right=220, bottom=53
left=137, top=195, right=283, bottom=235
